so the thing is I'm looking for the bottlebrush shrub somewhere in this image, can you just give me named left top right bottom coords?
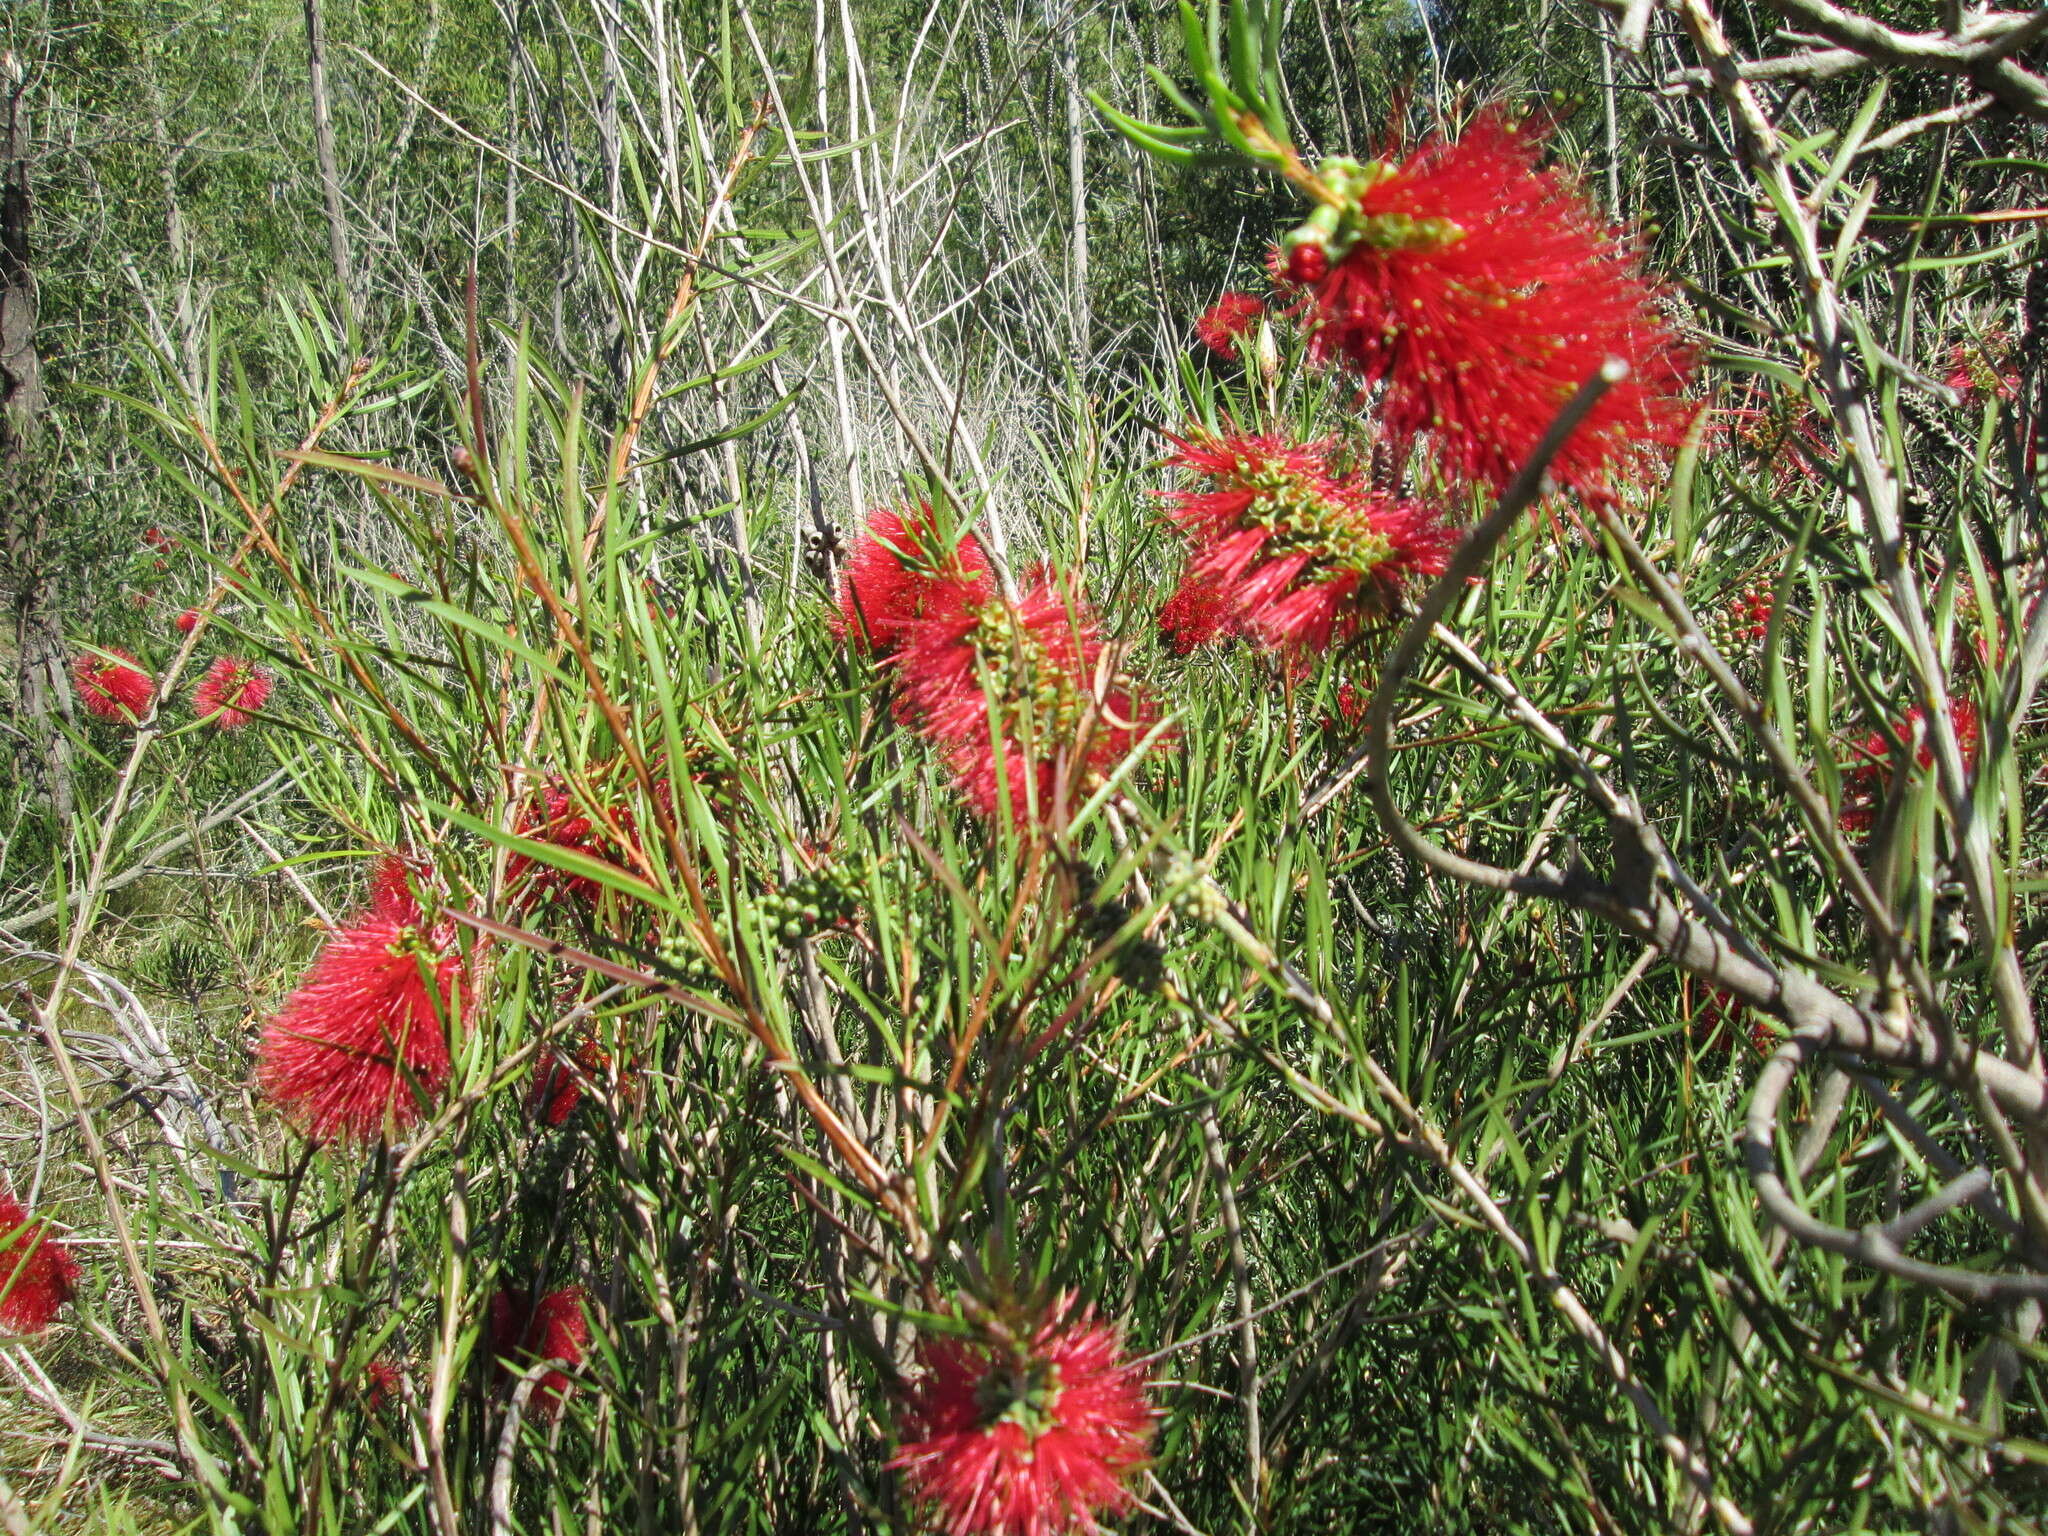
left=193, top=656, right=274, bottom=730
left=1194, top=290, right=1264, bottom=357
left=834, top=503, right=993, bottom=657
left=891, top=1295, right=1154, bottom=1536
left=254, top=874, right=468, bottom=1143
left=489, top=1285, right=591, bottom=1420
left=1839, top=697, right=1982, bottom=834
left=0, top=1190, right=80, bottom=1334
left=72, top=647, right=154, bottom=723
left=1159, top=431, right=1455, bottom=657
left=896, top=569, right=1158, bottom=825
left=1272, top=110, right=1693, bottom=498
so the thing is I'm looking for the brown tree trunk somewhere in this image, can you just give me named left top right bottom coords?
left=0, top=50, right=69, bottom=823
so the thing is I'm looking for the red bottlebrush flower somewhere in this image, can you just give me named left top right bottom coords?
left=1839, top=697, right=1981, bottom=834
left=508, top=780, right=640, bottom=906
left=896, top=570, right=1158, bottom=825
left=530, top=1038, right=612, bottom=1127
left=1331, top=681, right=1367, bottom=730
left=1945, top=333, right=2020, bottom=404
left=363, top=1357, right=403, bottom=1412
left=1273, top=112, right=1693, bottom=498
left=833, top=504, right=993, bottom=658
left=0, top=1190, right=79, bottom=1335
left=1712, top=385, right=1832, bottom=495
left=141, top=526, right=175, bottom=554
left=368, top=855, right=421, bottom=920
left=174, top=609, right=201, bottom=635
left=1692, top=986, right=1775, bottom=1057
left=194, top=656, right=274, bottom=730
left=489, top=1285, right=590, bottom=1419
left=891, top=1296, right=1154, bottom=1536
left=72, top=648, right=154, bottom=723
left=1155, top=571, right=1240, bottom=654
left=254, top=889, right=466, bottom=1144
left=1194, top=291, right=1265, bottom=357
left=1161, top=432, right=1456, bottom=658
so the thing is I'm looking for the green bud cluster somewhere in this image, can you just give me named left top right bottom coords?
left=655, top=931, right=724, bottom=991
left=760, top=865, right=861, bottom=946
left=1279, top=155, right=1465, bottom=276
left=1162, top=853, right=1228, bottom=926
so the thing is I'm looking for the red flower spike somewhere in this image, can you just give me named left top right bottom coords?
left=1155, top=571, right=1241, bottom=654
left=174, top=609, right=201, bottom=635
left=531, top=1038, right=613, bottom=1127
left=508, top=780, right=641, bottom=907
left=1839, top=697, right=1981, bottom=834
left=833, top=504, right=993, bottom=658
left=73, top=648, right=154, bottom=723
left=489, top=1285, right=590, bottom=1420
left=891, top=1296, right=1155, bottom=1536
left=0, top=1190, right=80, bottom=1335
left=1161, top=432, right=1456, bottom=659
left=1194, top=291, right=1265, bottom=357
left=897, top=570, right=1158, bottom=825
left=368, top=855, right=421, bottom=920
left=1693, top=986, right=1776, bottom=1057
left=255, top=899, right=466, bottom=1144
left=363, top=1357, right=403, bottom=1413
left=1946, top=334, right=2020, bottom=404
left=194, top=656, right=274, bottom=730
left=1712, top=385, right=1832, bottom=496
left=1274, top=112, right=1693, bottom=498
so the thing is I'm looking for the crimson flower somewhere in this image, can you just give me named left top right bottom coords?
left=489, top=1285, right=590, bottom=1419
left=1161, top=432, right=1455, bottom=657
left=896, top=570, right=1157, bottom=825
left=530, top=1038, right=614, bottom=1126
left=0, top=1190, right=79, bottom=1335
left=1946, top=334, right=2020, bottom=404
left=1693, top=985, right=1776, bottom=1057
left=368, top=854, right=422, bottom=920
left=1155, top=570, right=1241, bottom=655
left=1273, top=111, right=1692, bottom=498
left=73, top=648, right=154, bottom=723
left=255, top=882, right=466, bottom=1143
left=508, top=780, right=641, bottom=906
left=891, top=1295, right=1154, bottom=1536
left=1194, top=291, right=1265, bottom=357
left=1713, top=385, right=1832, bottom=495
left=363, top=1357, right=404, bottom=1412
left=1840, top=697, right=1981, bottom=834
left=141, top=527, right=175, bottom=554
left=175, top=609, right=201, bottom=635
left=194, top=656, right=274, bottom=730
left=834, top=504, right=993, bottom=657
